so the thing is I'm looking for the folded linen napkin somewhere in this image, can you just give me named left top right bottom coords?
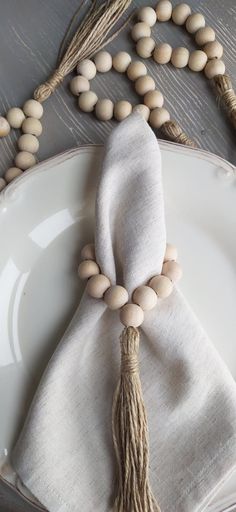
left=12, top=114, right=236, bottom=512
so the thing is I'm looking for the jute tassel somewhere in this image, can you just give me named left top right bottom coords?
left=213, top=74, right=236, bottom=130
left=112, top=327, right=161, bottom=512
left=161, top=120, right=198, bottom=148
left=34, top=0, right=133, bottom=103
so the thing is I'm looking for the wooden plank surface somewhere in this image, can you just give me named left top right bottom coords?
left=0, top=0, right=236, bottom=510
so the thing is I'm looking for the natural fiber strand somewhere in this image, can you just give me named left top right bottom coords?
left=34, top=0, right=132, bottom=103
left=161, top=120, right=198, bottom=148
left=213, top=74, right=236, bottom=130
left=112, top=327, right=161, bottom=512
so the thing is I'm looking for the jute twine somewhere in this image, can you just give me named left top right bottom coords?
left=214, top=74, right=236, bottom=130
left=161, top=121, right=198, bottom=148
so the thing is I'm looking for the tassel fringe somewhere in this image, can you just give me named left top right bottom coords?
left=112, top=326, right=161, bottom=512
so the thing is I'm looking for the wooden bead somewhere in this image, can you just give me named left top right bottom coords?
left=94, top=51, right=112, bottom=72
left=162, top=260, right=183, bottom=283
left=104, top=285, right=128, bottom=310
left=135, top=75, right=155, bottom=96
left=127, top=61, right=147, bottom=81
left=133, top=285, right=157, bottom=311
left=164, top=243, right=178, bottom=262
left=171, top=47, right=189, bottom=68
left=186, top=13, right=205, bottom=34
left=23, top=99, right=43, bottom=119
left=133, top=104, right=150, bottom=121
left=113, top=52, right=131, bottom=73
left=70, top=76, right=90, bottom=96
left=195, top=26, right=215, bottom=46
left=138, top=6, right=157, bottom=27
left=120, top=304, right=144, bottom=327
left=172, top=3, right=191, bottom=25
left=87, top=274, right=110, bottom=299
left=21, top=118, right=42, bottom=137
left=149, top=107, right=170, bottom=128
left=188, top=50, right=208, bottom=72
left=0, top=117, right=10, bottom=137
left=4, top=167, right=23, bottom=183
left=77, top=59, right=97, bottom=80
left=144, top=90, right=164, bottom=109
left=114, top=101, right=132, bottom=121
left=7, top=108, right=25, bottom=129
left=95, top=99, right=114, bottom=121
left=203, top=40, right=223, bottom=60
left=156, top=1, right=173, bottom=22
left=18, top=134, right=39, bottom=153
left=0, top=177, right=7, bottom=191
left=153, top=43, right=172, bottom=64
left=149, top=274, right=173, bottom=298
left=131, top=22, right=151, bottom=42
left=78, top=260, right=100, bottom=279
left=81, top=243, right=95, bottom=261
left=204, top=59, right=225, bottom=79
left=136, top=37, right=155, bottom=59
left=15, top=151, right=36, bottom=170
left=78, top=91, right=98, bottom=112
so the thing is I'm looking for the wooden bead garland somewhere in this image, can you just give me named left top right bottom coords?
left=78, top=242, right=182, bottom=327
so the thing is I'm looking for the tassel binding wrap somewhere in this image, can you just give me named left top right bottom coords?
left=112, top=327, right=161, bottom=512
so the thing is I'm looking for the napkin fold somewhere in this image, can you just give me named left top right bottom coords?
left=12, top=114, right=236, bottom=512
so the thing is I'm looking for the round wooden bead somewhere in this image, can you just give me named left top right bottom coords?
left=87, top=274, right=110, bottom=299
left=113, top=52, right=131, bottom=73
left=7, top=108, right=25, bottom=129
left=195, top=26, right=215, bottom=46
left=149, top=107, right=170, bottom=128
left=70, top=76, right=90, bottom=96
left=164, top=243, right=178, bottom=262
left=186, top=13, right=205, bottom=34
left=172, top=3, right=191, bottom=25
left=21, top=118, right=42, bottom=137
left=78, top=91, right=98, bottom=112
left=95, top=99, right=114, bottom=121
left=144, top=90, right=164, bottom=109
left=127, top=61, right=147, bottom=81
left=162, top=260, right=183, bottom=283
left=171, top=47, right=189, bottom=68
left=203, top=40, right=223, bottom=60
left=18, top=134, right=39, bottom=153
left=135, top=75, right=155, bottom=96
left=77, top=59, right=97, bottom=80
left=138, top=6, right=157, bottom=27
left=0, top=117, right=10, bottom=137
left=149, top=274, right=173, bottom=298
left=153, top=43, right=172, bottom=64
left=23, top=99, right=43, bottom=119
left=133, top=285, right=157, bottom=311
left=204, top=59, right=225, bottom=79
left=94, top=51, right=112, bottom=72
left=4, top=167, right=23, bottom=183
left=131, top=22, right=151, bottom=42
left=114, top=101, right=132, bottom=121
left=0, top=177, right=7, bottom=191
left=15, top=151, right=36, bottom=170
left=156, top=0, right=173, bottom=22
left=133, top=104, right=150, bottom=121
left=136, top=37, right=155, bottom=59
left=120, top=304, right=144, bottom=327
left=81, top=243, right=95, bottom=261
left=104, top=285, right=129, bottom=310
left=188, top=50, right=208, bottom=72
left=78, top=260, right=100, bottom=279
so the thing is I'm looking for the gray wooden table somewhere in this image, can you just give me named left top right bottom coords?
left=0, top=0, right=236, bottom=510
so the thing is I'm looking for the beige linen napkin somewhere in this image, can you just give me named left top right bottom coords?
left=12, top=114, right=236, bottom=512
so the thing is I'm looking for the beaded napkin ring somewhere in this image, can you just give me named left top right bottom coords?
left=78, top=242, right=182, bottom=511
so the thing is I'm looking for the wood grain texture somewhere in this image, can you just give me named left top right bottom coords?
left=0, top=1, right=236, bottom=510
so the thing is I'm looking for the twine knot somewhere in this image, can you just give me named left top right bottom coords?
left=34, top=69, right=65, bottom=103
left=161, top=120, right=198, bottom=148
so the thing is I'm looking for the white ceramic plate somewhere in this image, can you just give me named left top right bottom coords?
left=0, top=143, right=236, bottom=511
